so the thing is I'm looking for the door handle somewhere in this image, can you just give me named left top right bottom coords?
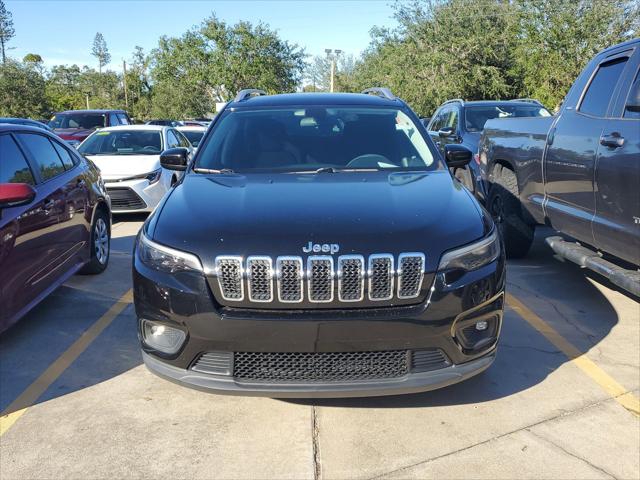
left=600, top=133, right=625, bottom=148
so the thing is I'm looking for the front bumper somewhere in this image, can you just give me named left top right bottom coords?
left=133, top=241, right=506, bottom=397
left=105, top=176, right=169, bottom=213
left=142, top=349, right=496, bottom=398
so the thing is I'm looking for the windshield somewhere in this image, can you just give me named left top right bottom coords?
left=196, top=107, right=437, bottom=172
left=464, top=105, right=551, bottom=131
left=49, top=113, right=106, bottom=130
left=181, top=130, right=205, bottom=147
left=78, top=130, right=163, bottom=155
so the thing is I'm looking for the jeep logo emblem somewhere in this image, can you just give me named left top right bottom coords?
left=303, top=242, right=339, bottom=254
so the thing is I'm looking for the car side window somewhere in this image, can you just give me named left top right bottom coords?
left=177, top=131, right=190, bottom=148
left=623, top=68, right=640, bottom=119
left=0, top=135, right=35, bottom=185
left=579, top=56, right=629, bottom=117
left=15, top=133, right=66, bottom=182
left=446, top=107, right=459, bottom=130
left=430, top=107, right=448, bottom=131
left=109, top=113, right=119, bottom=126
left=51, top=140, right=76, bottom=170
left=117, top=113, right=130, bottom=125
left=166, top=130, right=180, bottom=148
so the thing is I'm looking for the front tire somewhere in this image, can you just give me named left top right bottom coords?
left=80, top=208, right=110, bottom=274
left=488, top=165, right=534, bottom=259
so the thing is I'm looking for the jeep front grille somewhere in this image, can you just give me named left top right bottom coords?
left=214, top=253, right=426, bottom=304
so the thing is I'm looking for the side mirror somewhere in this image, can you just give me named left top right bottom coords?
left=438, top=126, right=455, bottom=138
left=0, top=183, right=37, bottom=209
left=160, top=147, right=189, bottom=171
left=444, top=144, right=472, bottom=168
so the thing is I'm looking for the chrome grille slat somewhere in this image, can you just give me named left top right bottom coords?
left=307, top=256, right=334, bottom=302
left=338, top=255, right=364, bottom=302
left=247, top=256, right=274, bottom=302
left=215, top=256, right=244, bottom=301
left=276, top=256, right=303, bottom=303
left=397, top=253, right=426, bottom=299
left=214, top=253, right=425, bottom=304
left=368, top=254, right=394, bottom=301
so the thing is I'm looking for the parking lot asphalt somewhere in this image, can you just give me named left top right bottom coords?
left=1, top=216, right=638, bottom=480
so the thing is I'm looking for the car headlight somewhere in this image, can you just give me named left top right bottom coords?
left=146, top=169, right=162, bottom=185
left=438, top=228, right=500, bottom=271
left=138, top=230, right=202, bottom=273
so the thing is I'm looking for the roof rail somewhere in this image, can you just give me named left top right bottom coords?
left=234, top=89, right=267, bottom=103
left=510, top=98, right=542, bottom=105
left=442, top=98, right=465, bottom=106
left=361, top=87, right=396, bottom=101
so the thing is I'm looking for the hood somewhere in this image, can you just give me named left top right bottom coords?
left=86, top=154, right=160, bottom=180
left=54, top=127, right=96, bottom=140
left=152, top=170, right=484, bottom=273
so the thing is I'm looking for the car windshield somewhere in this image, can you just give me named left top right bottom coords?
left=181, top=130, right=205, bottom=147
left=196, top=107, right=437, bottom=172
left=49, top=113, right=107, bottom=129
left=78, top=130, right=163, bottom=155
left=464, top=105, right=551, bottom=132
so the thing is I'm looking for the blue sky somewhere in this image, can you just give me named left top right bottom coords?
left=6, top=0, right=398, bottom=68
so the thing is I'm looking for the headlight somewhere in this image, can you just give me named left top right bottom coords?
left=138, top=230, right=202, bottom=273
left=146, top=169, right=162, bottom=185
left=438, top=228, right=500, bottom=271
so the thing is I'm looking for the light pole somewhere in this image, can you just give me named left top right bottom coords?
left=325, top=49, right=342, bottom=93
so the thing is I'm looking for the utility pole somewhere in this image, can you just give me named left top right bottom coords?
left=324, top=49, right=342, bottom=93
left=122, top=60, right=129, bottom=109
left=85, top=93, right=90, bottom=109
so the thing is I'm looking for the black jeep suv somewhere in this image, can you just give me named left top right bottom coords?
left=133, top=88, right=506, bottom=397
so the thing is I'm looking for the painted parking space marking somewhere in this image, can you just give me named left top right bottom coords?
left=0, top=289, right=134, bottom=436
left=506, top=292, right=640, bottom=416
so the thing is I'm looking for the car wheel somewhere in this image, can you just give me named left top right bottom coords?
left=488, top=165, right=534, bottom=259
left=454, top=167, right=475, bottom=193
left=80, top=208, right=110, bottom=274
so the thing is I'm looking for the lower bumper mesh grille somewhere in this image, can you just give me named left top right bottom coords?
left=191, top=349, right=450, bottom=382
left=107, top=187, right=146, bottom=210
left=233, top=350, right=409, bottom=382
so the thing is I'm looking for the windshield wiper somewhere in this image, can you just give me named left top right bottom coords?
left=193, top=167, right=236, bottom=174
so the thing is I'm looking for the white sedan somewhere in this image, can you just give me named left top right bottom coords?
left=78, top=125, right=192, bottom=213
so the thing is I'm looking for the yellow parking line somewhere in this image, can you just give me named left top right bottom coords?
left=506, top=293, right=640, bottom=416
left=0, top=289, right=133, bottom=437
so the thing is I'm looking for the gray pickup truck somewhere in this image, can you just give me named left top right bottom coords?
left=478, top=39, right=639, bottom=295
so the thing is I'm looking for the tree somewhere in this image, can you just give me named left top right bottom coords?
left=149, top=15, right=306, bottom=117
left=91, top=32, right=111, bottom=73
left=23, top=53, right=42, bottom=63
left=0, top=60, right=49, bottom=117
left=512, top=0, right=640, bottom=109
left=0, top=0, right=15, bottom=64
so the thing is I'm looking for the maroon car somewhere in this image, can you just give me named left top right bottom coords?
left=0, top=124, right=112, bottom=333
left=48, top=109, right=132, bottom=147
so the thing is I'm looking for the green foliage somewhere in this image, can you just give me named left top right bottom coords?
left=0, top=0, right=15, bottom=64
left=512, top=0, right=640, bottom=109
left=23, top=53, right=43, bottom=63
left=91, top=32, right=111, bottom=73
left=150, top=15, right=306, bottom=117
left=352, top=0, right=638, bottom=115
left=0, top=60, right=48, bottom=117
